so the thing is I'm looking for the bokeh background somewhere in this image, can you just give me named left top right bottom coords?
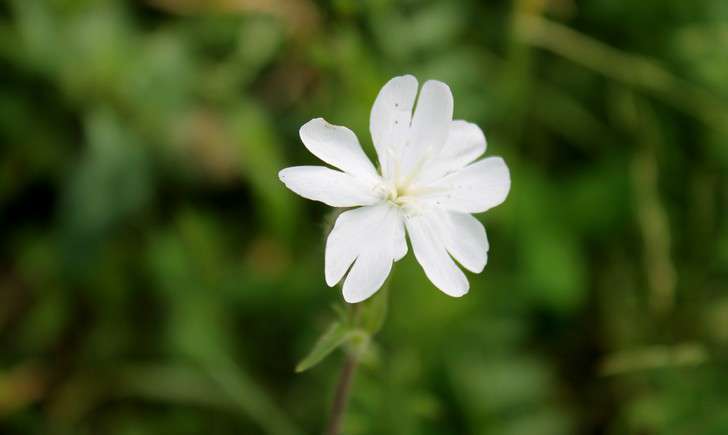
left=2, top=0, right=728, bottom=434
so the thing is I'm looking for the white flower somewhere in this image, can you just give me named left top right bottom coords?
left=279, top=75, right=511, bottom=303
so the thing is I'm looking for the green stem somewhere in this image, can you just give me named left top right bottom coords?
left=325, top=303, right=362, bottom=435
left=325, top=346, right=359, bottom=435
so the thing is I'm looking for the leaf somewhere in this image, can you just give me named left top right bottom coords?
left=360, top=284, right=389, bottom=334
left=296, top=294, right=387, bottom=373
left=295, top=321, right=356, bottom=373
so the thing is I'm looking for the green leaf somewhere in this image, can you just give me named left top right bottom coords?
left=296, top=321, right=356, bottom=373
left=296, top=283, right=390, bottom=373
left=360, top=284, right=389, bottom=334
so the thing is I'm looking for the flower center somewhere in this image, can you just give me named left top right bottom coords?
left=384, top=182, right=414, bottom=208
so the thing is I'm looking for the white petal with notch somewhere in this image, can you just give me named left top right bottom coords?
left=369, top=75, right=419, bottom=179
left=405, top=211, right=469, bottom=297
left=416, top=120, right=486, bottom=184
left=325, top=203, right=407, bottom=303
left=420, top=156, right=510, bottom=213
left=400, top=80, right=454, bottom=178
left=299, top=118, right=379, bottom=181
left=278, top=166, right=381, bottom=208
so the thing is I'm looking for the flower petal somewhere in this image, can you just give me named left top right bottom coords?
left=341, top=250, right=393, bottom=303
left=369, top=75, right=419, bottom=179
left=416, top=120, right=486, bottom=184
left=325, top=203, right=407, bottom=302
left=420, top=156, right=510, bottom=213
left=279, top=166, right=380, bottom=207
left=442, top=211, right=489, bottom=273
left=400, top=80, right=454, bottom=178
left=299, top=118, right=379, bottom=181
left=405, top=211, right=469, bottom=297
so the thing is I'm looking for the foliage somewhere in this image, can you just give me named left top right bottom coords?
left=1, top=0, right=727, bottom=434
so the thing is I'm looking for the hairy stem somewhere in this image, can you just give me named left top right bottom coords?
left=325, top=303, right=364, bottom=435
left=325, top=350, right=359, bottom=435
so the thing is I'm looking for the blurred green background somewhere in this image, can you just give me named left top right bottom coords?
left=1, top=0, right=727, bottom=434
